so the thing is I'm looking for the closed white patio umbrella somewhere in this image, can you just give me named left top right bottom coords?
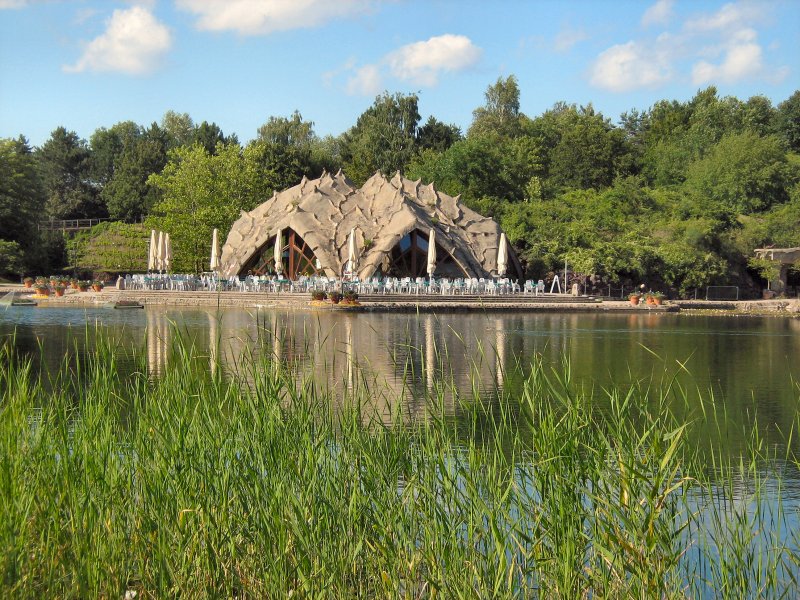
left=156, top=231, right=165, bottom=273
left=273, top=229, right=283, bottom=275
left=347, top=228, right=359, bottom=277
left=210, top=228, right=221, bottom=274
left=148, top=229, right=157, bottom=272
left=427, top=228, right=437, bottom=278
left=497, top=232, right=508, bottom=277
left=164, top=233, right=172, bottom=273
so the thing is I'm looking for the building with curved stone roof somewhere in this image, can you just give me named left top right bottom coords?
left=220, top=170, right=523, bottom=281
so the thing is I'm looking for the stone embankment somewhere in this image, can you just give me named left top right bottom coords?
left=3, top=284, right=798, bottom=314
left=674, top=299, right=800, bottom=315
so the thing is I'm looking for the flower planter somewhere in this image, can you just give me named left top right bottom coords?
left=92, top=285, right=103, bottom=292
left=23, top=281, right=33, bottom=289
left=653, top=297, right=663, bottom=306
left=54, top=289, right=65, bottom=297
left=34, top=287, right=50, bottom=297
left=629, top=296, right=641, bottom=306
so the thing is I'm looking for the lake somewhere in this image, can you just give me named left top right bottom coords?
left=2, top=304, right=799, bottom=596
left=2, top=305, right=799, bottom=457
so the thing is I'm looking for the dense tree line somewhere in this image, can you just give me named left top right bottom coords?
left=1, top=80, right=798, bottom=295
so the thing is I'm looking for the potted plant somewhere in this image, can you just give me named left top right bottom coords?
left=645, top=293, right=656, bottom=305
left=78, top=280, right=90, bottom=292
left=628, top=292, right=641, bottom=306
left=70, top=278, right=80, bottom=290
left=23, top=276, right=34, bottom=288
left=54, top=284, right=66, bottom=297
left=342, top=290, right=359, bottom=305
left=91, top=280, right=105, bottom=292
left=34, top=277, right=50, bottom=296
left=329, top=290, right=342, bottom=304
left=652, top=291, right=665, bottom=306
left=310, top=289, right=327, bottom=301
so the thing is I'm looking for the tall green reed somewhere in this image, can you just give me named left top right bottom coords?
left=0, top=322, right=798, bottom=598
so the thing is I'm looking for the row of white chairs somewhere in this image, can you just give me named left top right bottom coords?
left=124, top=274, right=552, bottom=296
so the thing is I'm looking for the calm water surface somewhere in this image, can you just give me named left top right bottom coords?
left=2, top=305, right=799, bottom=452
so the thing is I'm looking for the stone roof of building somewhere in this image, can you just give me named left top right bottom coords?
left=220, top=169, right=521, bottom=279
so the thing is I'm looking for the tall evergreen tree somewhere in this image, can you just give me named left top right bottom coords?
left=37, top=127, right=104, bottom=220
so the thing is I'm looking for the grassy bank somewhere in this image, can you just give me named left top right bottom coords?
left=1, top=330, right=798, bottom=598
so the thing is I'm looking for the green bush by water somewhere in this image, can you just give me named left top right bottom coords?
left=0, top=329, right=798, bottom=598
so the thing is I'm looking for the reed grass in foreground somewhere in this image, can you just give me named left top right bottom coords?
left=0, top=330, right=798, bottom=598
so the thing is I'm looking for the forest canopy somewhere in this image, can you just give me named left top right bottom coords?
left=1, top=81, right=798, bottom=296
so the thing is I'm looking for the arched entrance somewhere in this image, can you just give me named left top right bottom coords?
left=383, top=230, right=465, bottom=278
left=239, top=228, right=320, bottom=280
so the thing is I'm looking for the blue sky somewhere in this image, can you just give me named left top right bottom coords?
left=1, top=0, right=798, bottom=147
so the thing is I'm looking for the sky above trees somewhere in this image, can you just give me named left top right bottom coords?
left=1, top=0, right=798, bottom=147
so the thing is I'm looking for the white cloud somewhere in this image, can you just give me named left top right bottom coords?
left=590, top=41, right=671, bottom=92
left=64, top=6, right=171, bottom=75
left=684, top=1, right=761, bottom=32
left=339, top=34, right=481, bottom=95
left=641, top=0, right=674, bottom=27
left=0, top=0, right=30, bottom=8
left=590, top=1, right=787, bottom=92
left=691, top=28, right=764, bottom=84
left=385, top=34, right=482, bottom=86
left=553, top=27, right=587, bottom=53
left=176, top=0, right=374, bottom=36
left=346, top=64, right=382, bottom=96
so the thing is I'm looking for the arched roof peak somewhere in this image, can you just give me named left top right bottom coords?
left=220, top=170, right=523, bottom=280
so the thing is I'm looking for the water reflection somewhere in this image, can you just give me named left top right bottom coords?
left=146, top=309, right=170, bottom=377
left=3, top=306, right=800, bottom=453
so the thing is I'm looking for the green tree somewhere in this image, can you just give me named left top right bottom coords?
left=417, top=116, right=462, bottom=152
left=0, top=240, right=24, bottom=278
left=161, top=110, right=195, bottom=149
left=684, top=132, right=794, bottom=214
left=776, top=90, right=800, bottom=153
left=89, top=121, right=141, bottom=187
left=147, top=144, right=264, bottom=273
left=469, top=75, right=523, bottom=139
left=37, top=127, right=104, bottom=220
left=194, top=121, right=237, bottom=155
left=341, top=92, right=420, bottom=184
left=528, top=104, right=631, bottom=194
left=92, top=122, right=169, bottom=222
left=253, top=111, right=328, bottom=187
left=0, top=137, right=45, bottom=246
left=408, top=134, right=540, bottom=207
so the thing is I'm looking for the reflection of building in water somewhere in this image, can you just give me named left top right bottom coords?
left=143, top=308, right=525, bottom=427
left=146, top=308, right=171, bottom=377
left=208, top=311, right=219, bottom=376
left=424, top=314, right=435, bottom=393
left=495, top=317, right=506, bottom=389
